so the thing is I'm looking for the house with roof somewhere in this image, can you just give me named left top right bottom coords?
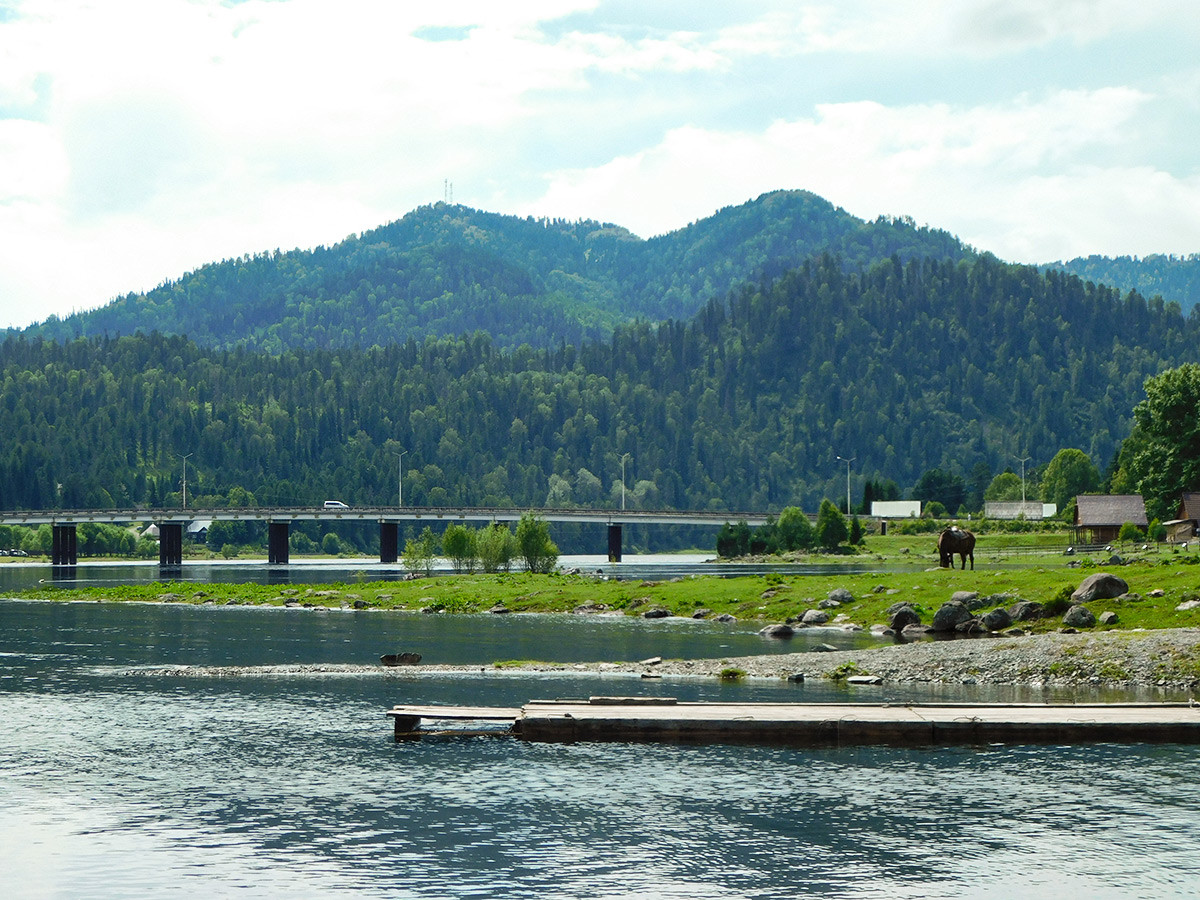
left=1073, top=494, right=1147, bottom=544
left=1164, top=492, right=1200, bottom=542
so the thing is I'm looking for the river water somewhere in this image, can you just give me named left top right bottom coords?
left=4, top=566, right=1200, bottom=898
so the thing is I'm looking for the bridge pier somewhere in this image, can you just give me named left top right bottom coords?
left=268, top=522, right=290, bottom=564
left=607, top=524, right=622, bottom=563
left=380, top=522, right=399, bottom=563
left=52, top=524, right=77, bottom=566
left=158, top=522, right=183, bottom=566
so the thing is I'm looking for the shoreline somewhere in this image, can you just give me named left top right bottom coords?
left=125, top=625, right=1200, bottom=693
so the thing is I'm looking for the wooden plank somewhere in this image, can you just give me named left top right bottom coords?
left=385, top=701, right=1200, bottom=746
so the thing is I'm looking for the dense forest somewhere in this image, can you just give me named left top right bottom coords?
left=17, top=191, right=973, bottom=353
left=1050, top=253, right=1200, bottom=315
left=3, top=253, right=1197, bottom=549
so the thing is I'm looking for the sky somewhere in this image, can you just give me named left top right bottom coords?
left=1, top=0, right=1198, bottom=330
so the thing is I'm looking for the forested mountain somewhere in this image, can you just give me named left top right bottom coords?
left=1049, top=253, right=1200, bottom=314
left=3, top=254, right=1195, bottom=528
left=19, top=191, right=972, bottom=352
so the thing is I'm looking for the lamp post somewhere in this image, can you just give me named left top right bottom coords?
left=179, top=453, right=193, bottom=510
left=398, top=450, right=407, bottom=508
left=836, top=455, right=855, bottom=515
left=620, top=453, right=630, bottom=511
left=1016, top=455, right=1031, bottom=507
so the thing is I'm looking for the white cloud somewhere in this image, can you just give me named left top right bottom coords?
left=0, top=0, right=1197, bottom=328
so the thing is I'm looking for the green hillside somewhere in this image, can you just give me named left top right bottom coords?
left=1048, top=253, right=1200, bottom=315
left=19, top=191, right=972, bottom=352
left=2, top=254, right=1194, bottom=531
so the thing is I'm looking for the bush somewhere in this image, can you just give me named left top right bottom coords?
left=1118, top=521, right=1145, bottom=543
left=1043, top=586, right=1074, bottom=617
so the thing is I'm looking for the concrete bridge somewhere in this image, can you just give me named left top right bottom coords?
left=0, top=506, right=771, bottom=567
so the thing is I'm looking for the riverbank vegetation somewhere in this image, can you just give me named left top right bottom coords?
left=13, top=539, right=1200, bottom=635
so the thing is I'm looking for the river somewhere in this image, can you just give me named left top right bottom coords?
left=3, top=594, right=1200, bottom=898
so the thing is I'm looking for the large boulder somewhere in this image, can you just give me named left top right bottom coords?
left=931, top=600, right=973, bottom=633
left=801, top=609, right=830, bottom=626
left=1008, top=600, right=1045, bottom=622
left=827, top=588, right=855, bottom=605
left=1063, top=605, right=1097, bottom=628
left=888, top=605, right=922, bottom=631
left=1071, top=573, right=1129, bottom=604
left=981, top=607, right=1013, bottom=631
left=759, top=623, right=796, bottom=639
left=951, top=591, right=984, bottom=610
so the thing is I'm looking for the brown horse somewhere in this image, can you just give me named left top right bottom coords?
left=938, top=527, right=975, bottom=570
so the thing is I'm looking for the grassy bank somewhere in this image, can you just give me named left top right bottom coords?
left=13, top=540, right=1200, bottom=634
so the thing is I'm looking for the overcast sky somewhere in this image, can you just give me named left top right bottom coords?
left=1, top=0, right=1197, bottom=330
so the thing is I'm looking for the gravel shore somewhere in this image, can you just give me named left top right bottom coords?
left=140, top=626, right=1200, bottom=693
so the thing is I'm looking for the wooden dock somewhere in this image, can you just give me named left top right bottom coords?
left=387, top=698, right=1200, bottom=746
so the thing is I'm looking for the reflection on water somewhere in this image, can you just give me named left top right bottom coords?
left=3, top=601, right=1200, bottom=898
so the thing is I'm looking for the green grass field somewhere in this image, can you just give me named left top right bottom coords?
left=14, top=533, right=1200, bottom=634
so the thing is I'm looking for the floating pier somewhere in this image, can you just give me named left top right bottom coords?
left=387, top=698, right=1200, bottom=746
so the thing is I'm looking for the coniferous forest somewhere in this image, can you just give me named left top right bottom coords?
left=4, top=227, right=1199, bottom=555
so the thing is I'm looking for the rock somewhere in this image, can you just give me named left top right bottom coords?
left=284, top=600, right=301, bottom=608
left=786, top=673, right=805, bottom=682
left=1072, top=573, right=1129, bottom=604
left=955, top=618, right=987, bottom=635
left=888, top=605, right=921, bottom=631
left=691, top=608, right=711, bottom=619
left=869, top=624, right=894, bottom=635
left=1107, top=554, right=1124, bottom=565
left=352, top=599, right=369, bottom=609
left=885, top=601, right=916, bottom=615
left=931, top=600, right=973, bottom=632
left=871, top=585, right=888, bottom=594
left=380, top=652, right=421, bottom=666
left=574, top=602, right=610, bottom=614
left=900, top=624, right=933, bottom=638
left=1008, top=600, right=1045, bottom=621
left=639, top=656, right=662, bottom=666
left=981, top=607, right=1013, bottom=631
left=812, top=643, right=839, bottom=652
left=1062, top=605, right=1097, bottom=628
left=846, top=675, right=883, bottom=685
left=818, top=598, right=841, bottom=609
left=801, top=609, right=830, bottom=625
left=951, top=591, right=980, bottom=606
left=759, top=623, right=796, bottom=639
left=715, top=613, right=737, bottom=623
left=1098, top=611, right=1119, bottom=625
left=827, top=588, right=854, bottom=605
left=1148, top=589, right=1165, bottom=598
left=1176, top=599, right=1200, bottom=612
left=488, top=604, right=510, bottom=614
left=642, top=608, right=671, bottom=619
left=1005, top=628, right=1026, bottom=636
left=760, top=589, right=779, bottom=599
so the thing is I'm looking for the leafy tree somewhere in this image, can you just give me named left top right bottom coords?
left=516, top=513, right=559, bottom=573
left=776, top=506, right=815, bottom=551
left=984, top=472, right=1025, bottom=503
left=1121, top=364, right=1200, bottom=520
left=477, top=524, right=518, bottom=573
left=321, top=532, right=343, bottom=555
left=815, top=499, right=848, bottom=550
left=1040, top=449, right=1101, bottom=513
left=403, top=527, right=439, bottom=576
left=442, top=523, right=478, bottom=573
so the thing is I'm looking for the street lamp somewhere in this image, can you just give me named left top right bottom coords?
left=620, top=453, right=630, bottom=511
left=836, top=455, right=855, bottom=515
left=179, top=453, right=193, bottom=510
left=1016, top=455, right=1031, bottom=507
left=398, top=450, right=408, bottom=508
